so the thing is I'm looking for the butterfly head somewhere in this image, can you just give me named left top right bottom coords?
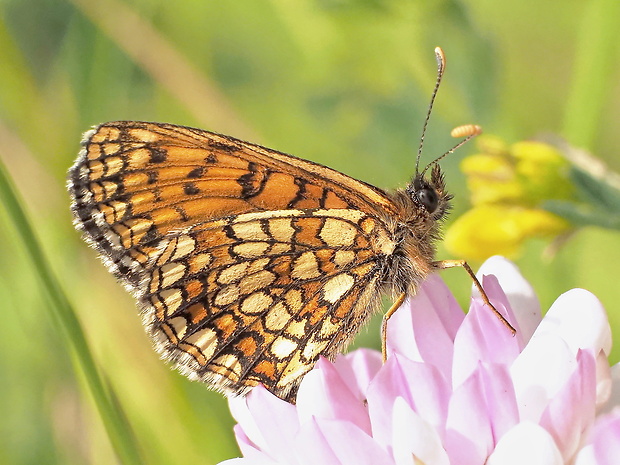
left=407, top=163, right=452, bottom=221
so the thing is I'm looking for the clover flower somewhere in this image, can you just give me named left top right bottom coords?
left=221, top=256, right=620, bottom=465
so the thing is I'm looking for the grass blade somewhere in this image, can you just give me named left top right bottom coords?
left=0, top=158, right=145, bottom=465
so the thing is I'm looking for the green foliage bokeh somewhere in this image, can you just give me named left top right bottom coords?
left=1, top=0, right=619, bottom=463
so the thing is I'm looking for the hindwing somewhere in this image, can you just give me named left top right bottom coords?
left=145, top=209, right=390, bottom=399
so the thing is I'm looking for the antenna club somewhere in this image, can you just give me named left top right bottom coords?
left=416, top=47, right=448, bottom=174
left=434, top=47, right=446, bottom=74
left=451, top=124, right=483, bottom=138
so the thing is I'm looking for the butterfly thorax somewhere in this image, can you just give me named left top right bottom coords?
left=378, top=164, right=452, bottom=297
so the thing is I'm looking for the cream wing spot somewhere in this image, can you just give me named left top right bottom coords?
left=188, top=252, right=213, bottom=273
left=102, top=156, right=124, bottom=176
left=312, top=209, right=366, bottom=222
left=240, top=292, right=274, bottom=315
left=285, top=289, right=303, bottom=309
left=285, top=318, right=308, bottom=338
left=154, top=238, right=176, bottom=266
left=291, top=251, right=321, bottom=280
left=184, top=328, right=218, bottom=360
left=268, top=218, right=296, bottom=242
left=271, top=337, right=297, bottom=360
left=160, top=262, right=186, bottom=288
left=215, top=285, right=240, bottom=306
left=278, top=352, right=312, bottom=387
left=108, top=201, right=127, bottom=221
left=302, top=338, right=329, bottom=360
left=90, top=125, right=119, bottom=144
left=95, top=180, right=119, bottom=201
left=264, top=302, right=292, bottom=331
left=360, top=217, right=377, bottom=234
left=239, top=270, right=276, bottom=294
left=334, top=250, right=356, bottom=268
left=128, top=128, right=159, bottom=143
left=171, top=234, right=197, bottom=260
left=320, top=218, right=357, bottom=247
left=233, top=242, right=270, bottom=258
left=211, top=354, right=242, bottom=380
left=149, top=268, right=162, bottom=293
left=246, top=257, right=271, bottom=274
left=322, top=274, right=355, bottom=303
left=151, top=288, right=183, bottom=317
left=217, top=262, right=250, bottom=285
left=319, top=317, right=340, bottom=338
left=269, top=243, right=292, bottom=254
left=167, top=316, right=188, bottom=339
left=231, top=221, right=270, bottom=241
left=373, top=229, right=397, bottom=255
left=103, top=142, right=121, bottom=156
left=119, top=218, right=154, bottom=248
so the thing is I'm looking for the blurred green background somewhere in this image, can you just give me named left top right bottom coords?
left=1, top=0, right=619, bottom=464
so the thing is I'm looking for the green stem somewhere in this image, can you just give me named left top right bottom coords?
left=562, top=0, right=620, bottom=150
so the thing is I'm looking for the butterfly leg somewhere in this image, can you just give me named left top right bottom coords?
left=381, top=292, right=407, bottom=362
left=433, top=259, right=516, bottom=334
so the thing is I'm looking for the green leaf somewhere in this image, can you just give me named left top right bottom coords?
left=543, top=199, right=620, bottom=230
left=570, top=166, right=620, bottom=213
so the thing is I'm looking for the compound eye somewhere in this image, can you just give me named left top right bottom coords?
left=417, top=187, right=439, bottom=213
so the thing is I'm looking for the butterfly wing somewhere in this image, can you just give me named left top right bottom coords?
left=146, top=209, right=388, bottom=400
left=70, top=121, right=397, bottom=288
left=69, top=121, right=399, bottom=399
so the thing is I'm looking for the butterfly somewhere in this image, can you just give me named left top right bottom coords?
left=68, top=48, right=513, bottom=402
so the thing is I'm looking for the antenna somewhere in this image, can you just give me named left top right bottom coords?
left=420, top=124, right=482, bottom=176
left=415, top=47, right=447, bottom=175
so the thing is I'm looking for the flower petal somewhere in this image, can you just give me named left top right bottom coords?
left=218, top=458, right=278, bottom=465
left=233, top=424, right=262, bottom=458
left=452, top=283, right=521, bottom=388
left=591, top=409, right=620, bottom=465
left=229, top=384, right=299, bottom=460
left=529, top=288, right=612, bottom=407
left=600, top=362, right=620, bottom=414
left=332, top=348, right=383, bottom=400
left=386, top=275, right=463, bottom=381
left=296, top=357, right=371, bottom=434
left=536, top=289, right=611, bottom=357
left=487, top=422, right=564, bottom=465
left=477, top=256, right=541, bottom=342
left=295, top=417, right=392, bottom=465
left=293, top=417, right=340, bottom=464
left=510, top=332, right=577, bottom=422
left=445, top=364, right=519, bottom=465
left=391, top=397, right=450, bottom=465
left=367, top=354, right=450, bottom=446
left=574, top=445, right=597, bottom=465
left=539, top=349, right=597, bottom=461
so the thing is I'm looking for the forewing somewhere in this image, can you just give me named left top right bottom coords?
left=142, top=209, right=389, bottom=400
left=69, top=121, right=396, bottom=290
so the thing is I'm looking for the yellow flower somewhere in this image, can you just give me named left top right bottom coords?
left=446, top=136, right=574, bottom=260
left=445, top=205, right=570, bottom=261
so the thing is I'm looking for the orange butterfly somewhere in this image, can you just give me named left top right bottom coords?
left=68, top=48, right=512, bottom=402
